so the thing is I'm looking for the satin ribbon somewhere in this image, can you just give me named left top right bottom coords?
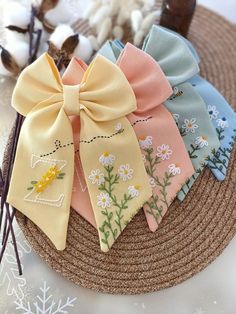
left=97, top=42, right=194, bottom=231
left=7, top=53, right=152, bottom=252
left=140, top=25, right=220, bottom=200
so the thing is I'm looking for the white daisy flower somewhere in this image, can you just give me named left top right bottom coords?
left=195, top=136, right=209, bottom=148
left=168, top=163, right=181, bottom=175
left=99, top=152, right=115, bottom=166
left=173, top=86, right=179, bottom=95
left=216, top=117, right=229, bottom=129
left=156, top=144, right=172, bottom=160
left=208, top=105, right=219, bottom=120
left=172, top=113, right=180, bottom=123
left=88, top=169, right=105, bottom=185
left=182, top=118, right=199, bottom=133
left=138, top=135, right=153, bottom=149
left=149, top=177, right=156, bottom=188
left=97, top=192, right=112, bottom=209
left=118, top=164, right=134, bottom=181
left=114, top=123, right=122, bottom=132
left=128, top=185, right=140, bottom=197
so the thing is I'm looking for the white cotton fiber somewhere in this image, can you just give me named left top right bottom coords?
left=5, top=41, right=29, bottom=67
left=73, top=35, right=93, bottom=63
left=49, top=24, right=74, bottom=49
left=3, top=2, right=31, bottom=28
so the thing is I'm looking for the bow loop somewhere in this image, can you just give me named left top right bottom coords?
left=116, top=43, right=172, bottom=112
left=63, top=84, right=81, bottom=116
left=142, top=25, right=199, bottom=86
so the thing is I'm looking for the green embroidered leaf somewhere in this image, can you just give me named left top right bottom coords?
left=31, top=181, right=38, bottom=184
left=58, top=173, right=65, bottom=176
left=56, top=176, right=64, bottom=179
left=27, top=186, right=34, bottom=190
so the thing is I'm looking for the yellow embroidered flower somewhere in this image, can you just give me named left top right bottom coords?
left=34, top=166, right=61, bottom=193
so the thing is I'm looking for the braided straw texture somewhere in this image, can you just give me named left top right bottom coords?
left=3, top=6, right=236, bottom=294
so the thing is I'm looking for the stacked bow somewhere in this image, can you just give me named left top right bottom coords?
left=6, top=25, right=236, bottom=253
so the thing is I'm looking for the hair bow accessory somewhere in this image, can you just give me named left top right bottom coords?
left=7, top=53, right=152, bottom=252
left=141, top=25, right=220, bottom=201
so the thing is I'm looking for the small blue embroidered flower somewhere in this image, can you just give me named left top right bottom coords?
left=216, top=117, right=229, bottom=129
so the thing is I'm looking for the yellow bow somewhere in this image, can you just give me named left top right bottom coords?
left=7, top=53, right=151, bottom=251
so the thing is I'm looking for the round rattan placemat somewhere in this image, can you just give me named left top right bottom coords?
left=3, top=5, right=236, bottom=294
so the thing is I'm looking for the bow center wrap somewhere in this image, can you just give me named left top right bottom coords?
left=63, top=84, right=81, bottom=116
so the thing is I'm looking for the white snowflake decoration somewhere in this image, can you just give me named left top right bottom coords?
left=14, top=281, right=77, bottom=314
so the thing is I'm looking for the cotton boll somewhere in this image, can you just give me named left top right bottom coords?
left=116, top=9, right=129, bottom=26
left=97, top=17, right=112, bottom=46
left=49, top=24, right=74, bottom=49
left=141, top=11, right=160, bottom=32
left=5, top=28, right=29, bottom=44
left=3, top=2, right=31, bottom=28
left=112, top=25, right=124, bottom=40
left=133, top=29, right=145, bottom=47
left=131, top=10, right=143, bottom=33
left=73, top=35, right=93, bottom=63
left=88, top=35, right=100, bottom=51
left=5, top=41, right=29, bottom=67
left=45, top=0, right=74, bottom=27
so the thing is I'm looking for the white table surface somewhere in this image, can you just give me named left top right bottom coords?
left=0, top=1, right=236, bottom=314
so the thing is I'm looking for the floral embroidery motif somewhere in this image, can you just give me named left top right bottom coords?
left=208, top=105, right=219, bottom=120
left=168, top=163, right=181, bottom=175
left=91, top=153, right=140, bottom=250
left=128, top=185, right=140, bottom=197
left=138, top=135, right=153, bottom=149
left=182, top=118, right=199, bottom=133
left=143, top=146, right=174, bottom=223
left=195, top=136, right=209, bottom=148
left=216, top=117, right=229, bottom=129
left=27, top=166, right=65, bottom=193
left=97, top=192, right=112, bottom=208
left=88, top=169, right=105, bottom=185
left=156, top=144, right=172, bottom=160
left=118, top=164, right=133, bottom=181
left=99, top=152, right=115, bottom=166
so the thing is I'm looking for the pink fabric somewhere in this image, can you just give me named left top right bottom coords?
left=62, top=44, right=194, bottom=231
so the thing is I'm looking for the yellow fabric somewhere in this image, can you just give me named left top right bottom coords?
left=7, top=53, right=152, bottom=252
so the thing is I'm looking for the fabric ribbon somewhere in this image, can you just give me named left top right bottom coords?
left=98, top=42, right=194, bottom=231
left=7, top=53, right=152, bottom=252
left=178, top=35, right=236, bottom=181
left=140, top=25, right=220, bottom=200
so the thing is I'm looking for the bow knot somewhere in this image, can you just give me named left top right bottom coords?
left=63, top=84, right=81, bottom=116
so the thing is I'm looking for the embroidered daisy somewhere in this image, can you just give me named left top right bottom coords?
left=128, top=185, right=140, bottom=197
left=168, top=163, right=181, bottom=175
left=99, top=152, right=115, bottom=166
left=195, top=136, right=209, bottom=148
left=88, top=169, right=105, bottom=185
left=97, top=192, right=112, bottom=209
left=216, top=117, right=229, bottom=129
left=156, top=144, right=172, bottom=160
left=149, top=177, right=156, bottom=188
left=138, top=135, right=153, bottom=149
left=114, top=123, right=123, bottom=132
left=182, top=118, right=199, bottom=133
left=118, top=164, right=134, bottom=181
left=172, top=113, right=180, bottom=123
left=208, top=105, right=219, bottom=120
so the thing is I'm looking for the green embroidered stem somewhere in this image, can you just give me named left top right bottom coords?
left=216, top=127, right=225, bottom=141
left=154, top=172, right=173, bottom=208
left=188, top=143, right=201, bottom=159
left=179, top=127, right=187, bottom=137
left=146, top=195, right=163, bottom=224
left=144, top=148, right=161, bottom=176
left=98, top=165, right=134, bottom=243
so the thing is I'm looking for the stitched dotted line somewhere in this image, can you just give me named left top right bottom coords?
left=78, top=129, right=124, bottom=146
left=40, top=140, right=74, bottom=157
left=131, top=116, right=152, bottom=126
left=169, top=91, right=183, bottom=101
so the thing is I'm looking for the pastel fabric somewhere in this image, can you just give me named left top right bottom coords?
left=140, top=25, right=220, bottom=200
left=180, top=35, right=236, bottom=181
left=7, top=53, right=152, bottom=252
left=98, top=42, right=194, bottom=231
